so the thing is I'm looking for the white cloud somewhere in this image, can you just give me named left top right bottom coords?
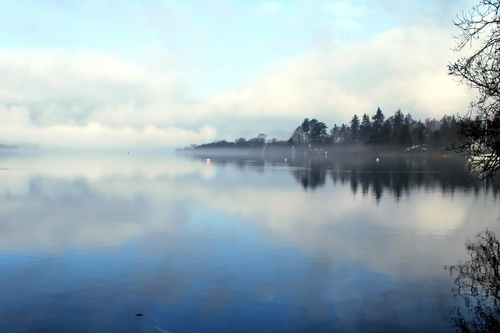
left=201, top=25, right=472, bottom=127
left=0, top=50, right=219, bottom=148
left=0, top=22, right=474, bottom=148
left=0, top=105, right=218, bottom=148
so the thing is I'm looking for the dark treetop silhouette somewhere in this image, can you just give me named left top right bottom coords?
left=180, top=110, right=461, bottom=155
left=450, top=0, right=500, bottom=181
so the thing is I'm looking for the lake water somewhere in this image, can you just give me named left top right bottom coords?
left=0, top=151, right=499, bottom=332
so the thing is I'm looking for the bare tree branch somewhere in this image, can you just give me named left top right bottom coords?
left=450, top=0, right=500, bottom=181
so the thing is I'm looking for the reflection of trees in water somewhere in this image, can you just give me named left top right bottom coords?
left=328, top=156, right=498, bottom=201
left=445, top=230, right=500, bottom=332
left=183, top=154, right=499, bottom=196
left=291, top=162, right=326, bottom=190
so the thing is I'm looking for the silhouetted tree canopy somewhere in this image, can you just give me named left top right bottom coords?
left=330, top=124, right=339, bottom=143
left=360, top=114, right=372, bottom=142
left=372, top=107, right=385, bottom=132
left=182, top=108, right=462, bottom=155
left=301, top=118, right=310, bottom=140
left=308, top=119, right=328, bottom=143
left=291, top=126, right=307, bottom=145
left=450, top=0, right=500, bottom=180
left=350, top=114, right=360, bottom=142
left=392, top=109, right=404, bottom=142
left=396, top=124, right=412, bottom=146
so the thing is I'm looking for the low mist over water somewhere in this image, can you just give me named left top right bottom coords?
left=0, top=151, right=498, bottom=332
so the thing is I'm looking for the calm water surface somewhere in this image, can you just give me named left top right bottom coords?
left=0, top=152, right=499, bottom=332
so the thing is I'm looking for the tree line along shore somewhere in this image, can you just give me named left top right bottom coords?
left=178, top=108, right=460, bottom=155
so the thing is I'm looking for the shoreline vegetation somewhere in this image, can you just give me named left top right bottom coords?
left=177, top=108, right=461, bottom=158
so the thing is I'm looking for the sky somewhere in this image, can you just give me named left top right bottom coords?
left=0, top=0, right=479, bottom=149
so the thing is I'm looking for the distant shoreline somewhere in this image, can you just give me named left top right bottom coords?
left=176, top=145, right=464, bottom=159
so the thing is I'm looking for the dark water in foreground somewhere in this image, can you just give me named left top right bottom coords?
left=0, top=152, right=499, bottom=332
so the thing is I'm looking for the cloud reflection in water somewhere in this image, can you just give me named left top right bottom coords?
left=0, top=153, right=498, bottom=332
